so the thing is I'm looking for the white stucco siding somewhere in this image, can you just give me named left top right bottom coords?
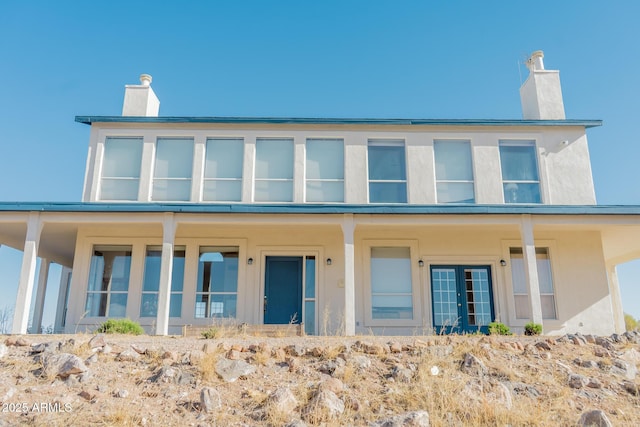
left=542, top=131, right=597, bottom=204
left=542, top=231, right=613, bottom=335
left=83, top=123, right=597, bottom=206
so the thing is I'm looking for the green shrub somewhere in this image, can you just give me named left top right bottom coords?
left=96, top=318, right=144, bottom=335
left=524, top=321, right=542, bottom=336
left=488, top=322, right=512, bottom=335
left=201, top=326, right=221, bottom=339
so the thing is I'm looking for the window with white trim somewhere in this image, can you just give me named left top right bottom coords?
left=195, top=247, right=239, bottom=318
left=305, top=139, right=344, bottom=202
left=85, top=245, right=132, bottom=317
left=140, top=246, right=185, bottom=318
left=303, top=256, right=317, bottom=335
left=254, top=138, right=293, bottom=202
left=370, top=247, right=413, bottom=319
left=434, top=140, right=475, bottom=203
left=203, top=138, right=244, bottom=202
left=100, top=137, right=143, bottom=200
left=152, top=138, right=194, bottom=201
left=499, top=140, right=541, bottom=203
left=368, top=139, right=407, bottom=203
left=509, top=247, right=557, bottom=319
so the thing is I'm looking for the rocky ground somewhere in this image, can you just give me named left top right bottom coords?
left=0, top=331, right=639, bottom=426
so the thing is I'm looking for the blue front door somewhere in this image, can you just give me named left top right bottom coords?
left=431, top=265, right=494, bottom=334
left=264, top=256, right=303, bottom=324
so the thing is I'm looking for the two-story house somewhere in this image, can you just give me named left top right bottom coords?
left=2, top=51, right=638, bottom=336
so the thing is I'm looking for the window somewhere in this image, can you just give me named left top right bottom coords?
left=140, top=246, right=185, bottom=318
left=434, top=140, right=475, bottom=203
left=499, top=141, right=541, bottom=203
left=85, top=246, right=132, bottom=317
left=370, top=247, right=413, bottom=319
left=368, top=140, right=407, bottom=203
left=152, top=138, right=194, bottom=201
left=195, top=247, right=239, bottom=318
left=306, top=139, right=344, bottom=202
left=203, top=138, right=244, bottom=202
left=304, top=256, right=316, bottom=334
left=510, top=247, right=557, bottom=319
left=255, top=138, right=294, bottom=202
left=100, top=137, right=143, bottom=200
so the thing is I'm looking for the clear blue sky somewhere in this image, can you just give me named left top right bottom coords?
left=1, top=1, right=639, bottom=329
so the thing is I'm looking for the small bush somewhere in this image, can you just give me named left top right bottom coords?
left=96, top=318, right=144, bottom=335
left=524, top=321, right=542, bottom=336
left=201, top=326, right=222, bottom=339
left=488, top=322, right=511, bottom=335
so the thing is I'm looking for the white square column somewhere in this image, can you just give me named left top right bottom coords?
left=341, top=214, right=356, bottom=336
left=520, top=214, right=543, bottom=327
left=156, top=213, right=176, bottom=335
left=12, top=213, right=43, bottom=334
left=31, top=258, right=51, bottom=333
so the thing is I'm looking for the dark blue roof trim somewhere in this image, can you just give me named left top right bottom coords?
left=74, top=116, right=603, bottom=128
left=0, top=202, right=638, bottom=215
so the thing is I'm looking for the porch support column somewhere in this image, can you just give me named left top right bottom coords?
left=606, top=263, right=626, bottom=334
left=156, top=213, right=176, bottom=336
left=12, top=213, right=43, bottom=334
left=519, top=214, right=543, bottom=327
left=341, top=214, right=356, bottom=336
left=31, top=258, right=51, bottom=333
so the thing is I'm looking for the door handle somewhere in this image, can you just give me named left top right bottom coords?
left=264, top=296, right=268, bottom=313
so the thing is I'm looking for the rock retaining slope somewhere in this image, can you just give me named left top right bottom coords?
left=0, top=332, right=639, bottom=426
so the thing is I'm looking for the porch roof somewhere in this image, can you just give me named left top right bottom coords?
left=74, top=116, right=603, bottom=128
left=0, top=202, right=639, bottom=215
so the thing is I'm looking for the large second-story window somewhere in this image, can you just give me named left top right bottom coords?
left=499, top=141, right=541, bottom=204
left=434, top=140, right=475, bottom=203
left=204, top=138, right=244, bottom=202
left=152, top=138, right=194, bottom=201
left=306, top=139, right=344, bottom=202
left=255, top=138, right=293, bottom=202
left=100, top=137, right=143, bottom=201
left=368, top=139, right=407, bottom=203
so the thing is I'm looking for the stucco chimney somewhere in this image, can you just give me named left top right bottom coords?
left=122, top=74, right=160, bottom=117
left=520, top=51, right=565, bottom=120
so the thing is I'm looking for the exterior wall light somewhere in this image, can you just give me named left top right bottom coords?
left=500, top=259, right=507, bottom=267
left=247, top=257, right=254, bottom=265
left=326, top=258, right=332, bottom=265
left=418, top=259, right=425, bottom=267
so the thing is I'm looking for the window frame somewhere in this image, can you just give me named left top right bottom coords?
left=502, top=240, right=559, bottom=325
left=433, top=139, right=476, bottom=204
left=498, top=140, right=542, bottom=204
left=362, top=240, right=421, bottom=327
left=84, top=245, right=133, bottom=318
left=152, top=137, right=195, bottom=202
left=254, top=138, right=294, bottom=202
left=99, top=137, right=144, bottom=201
left=140, top=245, right=186, bottom=318
left=195, top=246, right=240, bottom=319
left=367, top=139, right=408, bottom=204
left=305, top=138, right=345, bottom=203
left=203, top=137, right=244, bottom=202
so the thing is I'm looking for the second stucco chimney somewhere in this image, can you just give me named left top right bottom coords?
left=122, top=74, right=160, bottom=117
left=520, top=51, right=565, bottom=120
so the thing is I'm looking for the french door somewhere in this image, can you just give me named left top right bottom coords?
left=430, top=265, right=494, bottom=334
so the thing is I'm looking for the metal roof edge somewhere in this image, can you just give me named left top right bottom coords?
left=0, top=202, right=638, bottom=215
left=74, top=116, right=603, bottom=128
